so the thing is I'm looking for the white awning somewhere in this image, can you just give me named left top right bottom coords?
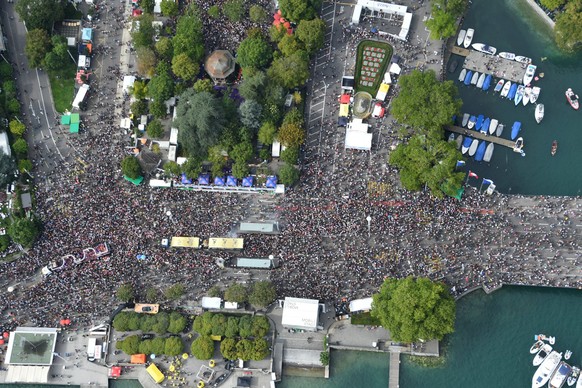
left=201, top=297, right=221, bottom=309
left=349, top=297, right=373, bottom=313
left=123, top=76, right=136, bottom=93
left=6, top=366, right=50, bottom=383
left=389, top=63, right=402, bottom=74
left=345, top=130, right=373, bottom=150
left=282, top=297, right=319, bottom=331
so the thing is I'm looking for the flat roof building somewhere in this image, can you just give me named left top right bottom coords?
left=281, top=297, right=319, bottom=331
left=4, top=327, right=59, bottom=383
left=238, top=222, right=280, bottom=234
left=234, top=256, right=280, bottom=269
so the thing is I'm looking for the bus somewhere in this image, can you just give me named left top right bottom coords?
left=135, top=303, right=159, bottom=314
left=170, top=237, right=200, bottom=248
left=207, top=237, right=244, bottom=250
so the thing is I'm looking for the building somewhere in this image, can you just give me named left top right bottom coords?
left=233, top=256, right=280, bottom=269
left=281, top=297, right=320, bottom=331
left=351, top=0, right=412, bottom=41
left=238, top=221, right=280, bottom=234
left=4, top=327, right=59, bottom=383
left=0, top=131, right=11, bottom=157
left=204, top=50, right=236, bottom=84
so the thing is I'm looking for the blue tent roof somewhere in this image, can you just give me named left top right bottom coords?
left=266, top=175, right=278, bottom=188
left=198, top=174, right=210, bottom=185
left=214, top=176, right=225, bottom=186
left=81, top=28, right=92, bottom=41
left=242, top=176, right=254, bottom=187
left=227, top=175, right=237, bottom=186
left=181, top=173, right=192, bottom=184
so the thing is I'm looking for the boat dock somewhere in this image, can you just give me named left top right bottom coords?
left=451, top=46, right=470, bottom=57
left=389, top=352, right=400, bottom=388
left=462, top=51, right=528, bottom=84
left=447, top=126, right=519, bottom=150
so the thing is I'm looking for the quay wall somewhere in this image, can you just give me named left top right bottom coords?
left=522, top=0, right=555, bottom=29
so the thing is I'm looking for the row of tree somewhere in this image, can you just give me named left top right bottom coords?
left=555, top=0, right=582, bottom=51
left=193, top=312, right=270, bottom=339
left=424, top=0, right=467, bottom=40
left=112, top=311, right=188, bottom=335
left=208, top=280, right=277, bottom=308
left=190, top=335, right=269, bottom=361
left=117, top=334, right=184, bottom=356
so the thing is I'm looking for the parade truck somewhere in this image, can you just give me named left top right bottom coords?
left=134, top=303, right=159, bottom=314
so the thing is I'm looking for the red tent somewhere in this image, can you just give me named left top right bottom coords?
left=339, top=94, right=351, bottom=104
left=0, top=339, right=5, bottom=345
left=65, top=319, right=71, bottom=325
left=283, top=21, right=291, bottom=29
left=60, top=319, right=67, bottom=325
left=110, top=366, right=122, bottom=378
left=3, top=332, right=9, bottom=339
left=132, top=9, right=142, bottom=16
left=273, top=13, right=281, bottom=21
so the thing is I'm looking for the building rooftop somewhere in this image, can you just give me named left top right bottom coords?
left=5, top=327, right=58, bottom=365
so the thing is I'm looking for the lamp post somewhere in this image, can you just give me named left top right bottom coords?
left=366, top=215, right=372, bottom=237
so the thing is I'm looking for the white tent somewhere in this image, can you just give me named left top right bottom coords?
left=281, top=297, right=319, bottom=331
left=389, top=63, right=402, bottom=75
left=0, top=131, right=11, bottom=157
left=72, top=84, right=90, bottom=109
left=345, top=130, right=373, bottom=151
left=120, top=118, right=132, bottom=129
left=201, top=297, right=221, bottom=309
left=349, top=297, right=373, bottom=313
left=169, top=127, right=178, bottom=145
left=123, top=76, right=136, bottom=94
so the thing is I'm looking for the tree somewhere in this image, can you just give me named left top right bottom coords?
left=175, top=90, right=226, bottom=157
left=238, top=315, right=253, bottom=338
left=164, top=283, right=185, bottom=300
left=136, top=47, right=158, bottom=78
left=248, top=281, right=277, bottom=308
left=280, top=146, right=299, bottom=165
left=25, top=29, right=51, bottom=68
left=296, top=18, right=327, bottom=54
left=371, top=276, right=456, bottom=343
left=191, top=336, right=215, bottom=360
left=148, top=71, right=174, bottom=103
left=12, top=138, right=28, bottom=156
left=258, top=122, right=277, bottom=145
left=113, top=312, right=130, bottom=331
left=7, top=217, right=39, bottom=248
left=121, top=156, right=142, bottom=179
left=251, top=316, right=270, bottom=337
left=268, top=50, right=310, bottom=89
left=7, top=99, right=21, bottom=115
left=0, top=153, right=16, bottom=187
left=249, top=5, right=268, bottom=22
left=146, top=287, right=159, bottom=302
left=283, top=108, right=304, bottom=126
left=150, top=99, right=168, bottom=119
left=146, top=119, right=164, bottom=139
left=425, top=8, right=457, bottom=40
left=541, top=0, right=566, bottom=9
left=269, top=24, right=287, bottom=43
left=220, top=338, right=238, bottom=359
left=232, top=161, right=249, bottom=179
left=252, top=338, right=269, bottom=360
left=237, top=36, right=273, bottom=69
left=139, top=339, right=153, bottom=355
left=18, top=160, right=33, bottom=174
left=555, top=0, right=582, bottom=51
left=117, top=335, right=141, bottom=355
left=9, top=121, right=26, bottom=137
left=151, top=337, right=166, bottom=354
left=43, top=36, right=69, bottom=70
left=15, top=0, right=66, bottom=31
left=224, top=317, right=240, bottom=338
left=194, top=312, right=214, bottom=335
left=238, top=71, right=267, bottom=101
left=239, top=100, right=262, bottom=130
left=155, top=37, right=173, bottom=60
left=230, top=141, right=253, bottom=163
left=236, top=339, right=254, bottom=360
left=211, top=314, right=227, bottom=337
left=278, top=123, right=305, bottom=147
left=208, top=5, right=220, bottom=18
left=224, top=283, right=248, bottom=304
left=152, top=312, right=170, bottom=334
left=163, top=161, right=181, bottom=176
left=0, top=234, right=10, bottom=253
left=172, top=53, right=199, bottom=81
left=116, top=284, right=135, bottom=302
left=193, top=79, right=214, bottom=93
left=223, top=0, right=246, bottom=22
left=278, top=164, right=300, bottom=186
left=320, top=351, right=330, bottom=366
left=164, top=336, right=184, bottom=356
left=131, top=80, right=149, bottom=100
left=132, top=14, right=155, bottom=48
left=141, top=0, right=155, bottom=13
left=173, top=15, right=205, bottom=62
left=160, top=0, right=179, bottom=16
left=131, top=100, right=148, bottom=117
left=279, top=0, right=320, bottom=22
left=278, top=34, right=303, bottom=57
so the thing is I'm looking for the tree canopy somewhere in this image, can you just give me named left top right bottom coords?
left=248, top=281, right=277, bottom=308
left=268, top=50, right=310, bottom=89
left=224, top=283, right=248, bottom=303
left=191, top=336, right=214, bottom=360
left=555, top=0, right=582, bottom=52
left=116, top=284, right=135, bottom=302
left=295, top=18, right=327, bottom=54
left=16, top=0, right=66, bottom=31
left=425, top=0, right=466, bottom=39
left=25, top=29, right=51, bottom=68
left=371, top=276, right=456, bottom=343
left=7, top=217, right=39, bottom=248
left=279, top=0, right=321, bottom=22
left=237, top=36, right=273, bottom=69
left=541, top=0, right=566, bottom=9
left=121, top=156, right=143, bottom=179
left=0, top=153, right=16, bottom=187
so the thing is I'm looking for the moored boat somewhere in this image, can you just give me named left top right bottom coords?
left=476, top=114, right=485, bottom=131
left=459, top=68, right=467, bottom=82
left=457, top=29, right=466, bottom=46
left=468, top=115, right=477, bottom=129
left=532, top=351, right=562, bottom=388
left=508, top=83, right=518, bottom=100
left=566, top=88, right=579, bottom=110
left=448, top=133, right=456, bottom=142
left=477, top=73, right=486, bottom=88
left=515, top=85, right=525, bottom=106
left=468, top=139, right=479, bottom=156
left=488, top=118, right=498, bottom=135
left=523, top=64, right=537, bottom=85
left=565, top=350, right=572, bottom=361
left=462, top=113, right=470, bottom=127
left=577, top=367, right=582, bottom=388
left=463, top=28, right=474, bottom=48
left=483, top=142, right=494, bottom=162
left=474, top=141, right=486, bottom=161
left=494, top=79, right=504, bottom=92
left=448, top=60, right=458, bottom=73
left=549, top=361, right=572, bottom=388
left=523, top=87, right=532, bottom=106
left=531, top=340, right=545, bottom=354
left=482, top=74, right=492, bottom=91
left=461, top=137, right=473, bottom=154
left=499, top=51, right=516, bottom=60
left=535, top=104, right=545, bottom=124
left=501, top=80, right=511, bottom=97
left=464, top=70, right=473, bottom=86
left=551, top=140, right=558, bottom=156
left=471, top=71, right=480, bottom=85
left=515, top=55, right=532, bottom=64
left=496, top=123, right=504, bottom=137
left=472, top=43, right=497, bottom=55
left=531, top=86, right=541, bottom=103
left=481, top=117, right=490, bottom=134
left=455, top=135, right=463, bottom=149
left=514, top=137, right=524, bottom=153
left=511, top=121, right=522, bottom=140
left=567, top=366, right=579, bottom=386
left=534, top=344, right=553, bottom=367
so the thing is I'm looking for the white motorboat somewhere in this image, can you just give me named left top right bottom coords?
left=463, top=28, right=474, bottom=48
left=457, top=29, right=466, bottom=46
left=530, top=86, right=541, bottom=103
left=468, top=139, right=479, bottom=156
left=494, top=79, right=504, bottom=92
left=488, top=118, right=498, bottom=135
left=462, top=113, right=470, bottom=127
left=459, top=68, right=467, bottom=82
left=549, top=361, right=572, bottom=388
left=535, top=104, right=545, bottom=124
left=501, top=81, right=511, bottom=98
left=477, top=72, right=486, bottom=88
left=471, top=71, right=480, bottom=85
left=496, top=123, right=504, bottom=137
left=472, top=43, right=497, bottom=55
left=531, top=340, right=545, bottom=354
left=515, top=55, right=532, bottom=64
left=532, top=351, right=562, bottom=388
left=499, top=52, right=516, bottom=60
left=565, top=350, right=572, bottom=361
left=534, top=344, right=553, bottom=367
left=567, top=366, right=579, bottom=386
left=483, top=143, right=494, bottom=162
left=515, top=85, right=525, bottom=106
left=523, top=64, right=537, bottom=85
left=577, top=366, right=582, bottom=388
left=523, top=86, right=532, bottom=106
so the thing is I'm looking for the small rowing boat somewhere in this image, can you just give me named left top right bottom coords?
left=483, top=142, right=494, bottom=162
left=501, top=80, right=511, bottom=97
left=476, top=114, right=484, bottom=131
left=498, top=52, right=516, bottom=60
left=494, top=79, right=504, bottom=92
left=464, top=70, right=473, bottom=86
left=461, top=137, right=473, bottom=154
left=508, top=83, right=518, bottom=100
left=496, top=123, right=504, bottom=137
left=455, top=135, right=463, bottom=150
left=468, top=139, right=479, bottom=156
left=523, top=64, right=537, bottom=86
left=462, top=113, right=470, bottom=127
left=468, top=115, right=477, bottom=129
left=457, top=29, right=466, bottom=46
left=474, top=141, right=486, bottom=161
left=530, top=340, right=544, bottom=355
left=463, top=28, right=474, bottom=48
left=514, top=85, right=524, bottom=106
left=488, top=118, right=498, bottom=135
left=471, top=71, right=480, bottom=85
left=535, top=104, right=544, bottom=124
left=552, top=140, right=558, bottom=156
left=477, top=72, right=486, bottom=88
left=481, top=117, right=490, bottom=134
left=482, top=74, right=492, bottom=91
left=523, top=86, right=532, bottom=106
left=530, top=86, right=541, bottom=103
left=511, top=121, right=521, bottom=140
left=459, top=68, right=467, bottom=82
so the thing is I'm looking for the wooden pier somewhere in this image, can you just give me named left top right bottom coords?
left=447, top=125, right=519, bottom=150
left=389, top=351, right=400, bottom=388
left=451, top=46, right=470, bottom=57
left=462, top=51, right=528, bottom=84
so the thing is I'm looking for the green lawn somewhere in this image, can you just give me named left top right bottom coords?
left=354, top=39, right=393, bottom=96
left=350, top=312, right=381, bottom=326
left=47, top=58, right=77, bottom=113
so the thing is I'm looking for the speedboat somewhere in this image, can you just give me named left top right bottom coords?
left=468, top=139, right=479, bottom=156
left=567, top=366, right=579, bottom=386
left=508, top=83, right=518, bottom=100
left=532, top=351, right=562, bottom=388
left=477, top=73, right=486, bottom=88
left=483, top=142, right=494, bottom=162
left=459, top=68, right=467, bottom=82
left=514, top=137, right=524, bottom=153
left=511, top=121, right=522, bottom=140
left=515, top=55, right=532, bottom=64
left=456, top=135, right=463, bottom=149
left=481, top=117, right=490, bottom=134
left=499, top=52, right=516, bottom=60
left=488, top=118, right=498, bottom=135
left=474, top=141, right=486, bottom=161
left=552, top=140, right=558, bottom=156
left=476, top=114, right=485, bottom=131
left=468, top=115, right=477, bottom=129
left=457, top=29, right=466, bottom=46
left=501, top=80, right=511, bottom=97
left=464, top=70, right=473, bottom=86
left=463, top=28, right=474, bottom=48
left=534, top=344, right=553, bottom=367
left=461, top=137, right=473, bottom=154
left=535, top=104, right=545, bottom=123
left=549, top=361, right=572, bottom=388
left=471, top=71, right=480, bottom=85
left=523, top=64, right=537, bottom=85
left=494, top=79, right=504, bottom=92
left=565, top=350, right=572, bottom=361
left=462, top=113, right=470, bottom=127
left=566, top=88, right=579, bottom=110
left=496, top=123, right=504, bottom=137
left=472, top=43, right=497, bottom=55
left=523, top=86, right=532, bottom=106
left=531, top=86, right=541, bottom=103
left=531, top=340, right=545, bottom=354
left=515, top=85, right=525, bottom=106
left=482, top=74, right=492, bottom=91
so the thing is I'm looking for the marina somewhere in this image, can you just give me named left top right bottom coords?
left=462, top=50, right=529, bottom=84
left=447, top=125, right=519, bottom=150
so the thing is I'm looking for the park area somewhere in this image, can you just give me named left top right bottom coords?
left=354, top=40, right=393, bottom=95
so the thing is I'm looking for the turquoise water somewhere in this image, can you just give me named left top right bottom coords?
left=448, top=0, right=582, bottom=195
